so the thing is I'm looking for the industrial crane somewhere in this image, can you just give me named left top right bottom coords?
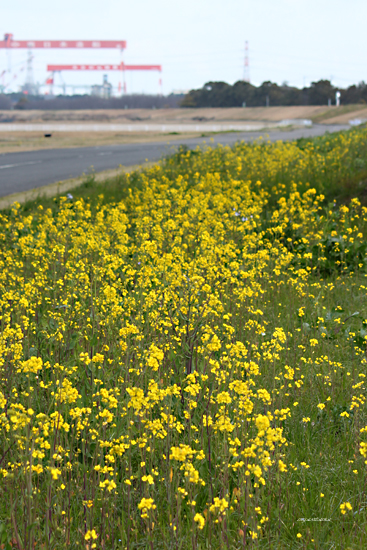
left=0, top=34, right=127, bottom=94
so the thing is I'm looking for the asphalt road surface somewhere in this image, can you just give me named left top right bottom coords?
left=0, top=124, right=349, bottom=198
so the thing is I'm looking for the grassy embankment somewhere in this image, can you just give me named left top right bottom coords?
left=2, top=128, right=367, bottom=549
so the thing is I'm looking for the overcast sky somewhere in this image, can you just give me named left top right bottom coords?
left=1, top=0, right=367, bottom=96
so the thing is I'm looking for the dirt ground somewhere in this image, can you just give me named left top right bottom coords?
left=0, top=105, right=364, bottom=154
left=0, top=105, right=346, bottom=124
left=0, top=130, right=209, bottom=154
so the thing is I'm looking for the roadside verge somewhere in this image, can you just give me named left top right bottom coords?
left=0, top=161, right=156, bottom=210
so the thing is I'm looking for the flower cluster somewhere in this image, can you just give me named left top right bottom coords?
left=1, top=130, right=367, bottom=547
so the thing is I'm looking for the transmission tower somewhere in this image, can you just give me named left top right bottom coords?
left=243, top=40, right=250, bottom=83
left=24, top=50, right=37, bottom=94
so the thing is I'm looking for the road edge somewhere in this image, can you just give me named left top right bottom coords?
left=0, top=161, right=157, bottom=210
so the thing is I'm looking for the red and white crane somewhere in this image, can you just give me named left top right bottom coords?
left=1, top=34, right=162, bottom=95
left=0, top=35, right=126, bottom=50
left=47, top=64, right=161, bottom=71
left=0, top=34, right=127, bottom=94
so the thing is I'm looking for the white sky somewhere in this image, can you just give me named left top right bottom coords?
left=1, top=0, right=367, bottom=96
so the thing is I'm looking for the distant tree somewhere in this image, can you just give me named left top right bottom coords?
left=307, top=80, right=335, bottom=105
left=2, top=93, right=183, bottom=110
left=182, top=80, right=306, bottom=108
left=181, top=81, right=234, bottom=108
left=341, top=82, right=367, bottom=104
left=0, top=94, right=12, bottom=109
left=282, top=85, right=303, bottom=106
left=4, top=81, right=367, bottom=110
left=231, top=80, right=256, bottom=106
left=14, top=96, right=29, bottom=110
left=180, top=78, right=367, bottom=108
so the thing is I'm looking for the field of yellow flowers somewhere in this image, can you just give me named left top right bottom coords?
left=2, top=129, right=367, bottom=549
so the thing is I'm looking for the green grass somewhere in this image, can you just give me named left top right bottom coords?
left=2, top=126, right=367, bottom=548
left=311, top=104, right=367, bottom=124
left=7, top=125, right=367, bottom=219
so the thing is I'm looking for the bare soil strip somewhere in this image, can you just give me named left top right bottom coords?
left=0, top=131, right=209, bottom=155
left=0, top=106, right=364, bottom=155
left=0, top=105, right=354, bottom=124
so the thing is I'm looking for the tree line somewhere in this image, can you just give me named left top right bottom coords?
left=0, top=93, right=183, bottom=110
left=181, top=80, right=367, bottom=108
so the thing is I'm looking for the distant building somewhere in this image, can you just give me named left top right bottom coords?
left=91, top=74, right=112, bottom=99
left=171, top=89, right=189, bottom=95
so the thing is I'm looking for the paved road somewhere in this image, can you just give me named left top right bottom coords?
left=0, top=124, right=349, bottom=198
